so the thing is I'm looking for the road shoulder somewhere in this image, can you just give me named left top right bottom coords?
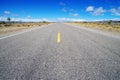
left=65, top=23, right=120, bottom=39
left=0, top=23, right=51, bottom=39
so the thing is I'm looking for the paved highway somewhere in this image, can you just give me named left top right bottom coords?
left=0, top=23, right=120, bottom=80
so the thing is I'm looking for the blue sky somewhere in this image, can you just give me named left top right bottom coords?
left=0, top=0, right=120, bottom=22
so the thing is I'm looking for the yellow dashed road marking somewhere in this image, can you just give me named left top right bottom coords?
left=57, top=32, right=61, bottom=43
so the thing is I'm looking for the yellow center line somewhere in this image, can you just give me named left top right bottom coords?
left=57, top=32, right=61, bottom=43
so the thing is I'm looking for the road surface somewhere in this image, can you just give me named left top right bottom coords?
left=0, top=23, right=120, bottom=80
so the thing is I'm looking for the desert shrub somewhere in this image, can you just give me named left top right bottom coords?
left=43, top=21, right=47, bottom=23
left=83, top=21, right=87, bottom=23
left=16, top=24, right=21, bottom=27
left=0, top=21, right=5, bottom=24
left=27, top=25, right=30, bottom=27
left=108, top=20, right=112, bottom=25
left=4, top=23, right=11, bottom=26
left=107, top=27, right=113, bottom=30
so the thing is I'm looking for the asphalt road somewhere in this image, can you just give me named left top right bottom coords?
left=0, top=23, right=120, bottom=80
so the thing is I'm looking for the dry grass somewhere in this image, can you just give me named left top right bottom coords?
left=68, top=22, right=120, bottom=32
left=0, top=27, right=27, bottom=34
left=0, top=22, right=50, bottom=34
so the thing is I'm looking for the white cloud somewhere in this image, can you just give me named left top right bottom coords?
left=86, top=6, right=94, bottom=12
left=4, top=11, right=11, bottom=15
left=60, top=2, right=66, bottom=6
left=86, top=6, right=107, bottom=16
left=86, top=6, right=120, bottom=16
left=0, top=17, right=88, bottom=22
left=93, top=7, right=106, bottom=15
left=57, top=18, right=86, bottom=22
left=26, top=15, right=31, bottom=18
left=10, top=18, right=50, bottom=22
left=60, top=2, right=80, bottom=17
left=110, top=7, right=120, bottom=16
left=71, top=13, right=79, bottom=17
left=70, top=9, right=75, bottom=12
left=12, top=14, right=19, bottom=17
left=62, top=8, right=67, bottom=12
left=0, top=17, right=85, bottom=22
left=2, top=17, right=118, bottom=22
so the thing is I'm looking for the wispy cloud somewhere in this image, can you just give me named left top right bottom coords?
left=86, top=6, right=106, bottom=16
left=60, top=2, right=67, bottom=13
left=110, top=7, right=120, bottom=16
left=70, top=9, right=75, bottom=12
left=59, top=2, right=66, bottom=6
left=4, top=17, right=116, bottom=22
left=4, top=11, right=11, bottom=15
left=59, top=2, right=80, bottom=17
left=93, top=7, right=106, bottom=15
left=0, top=11, right=11, bottom=20
left=8, top=17, right=86, bottom=22
left=86, top=6, right=120, bottom=16
left=26, top=15, right=31, bottom=18
left=86, top=6, right=94, bottom=12
left=70, top=13, right=79, bottom=17
left=61, top=7, right=67, bottom=12
left=10, top=18, right=50, bottom=22
left=57, top=18, right=85, bottom=22
left=12, top=14, right=19, bottom=17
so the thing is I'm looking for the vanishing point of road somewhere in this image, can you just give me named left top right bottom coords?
left=0, top=23, right=120, bottom=80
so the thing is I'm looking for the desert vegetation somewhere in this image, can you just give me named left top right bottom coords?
left=69, top=20, right=120, bottom=32
left=0, top=17, right=50, bottom=34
